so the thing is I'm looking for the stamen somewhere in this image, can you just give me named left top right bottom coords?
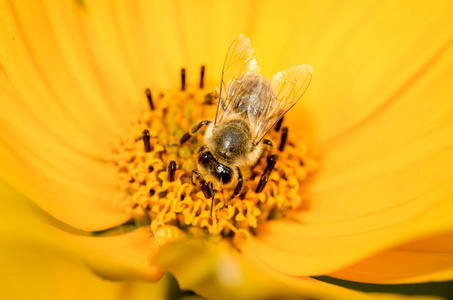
left=255, top=173, right=269, bottom=193
left=204, top=91, right=216, bottom=105
left=142, top=129, right=151, bottom=153
left=145, top=88, right=154, bottom=110
left=199, top=179, right=212, bottom=199
left=168, top=161, right=176, bottom=182
left=265, top=154, right=278, bottom=175
left=200, top=66, right=205, bottom=89
left=279, top=126, right=288, bottom=151
left=181, top=68, right=186, bottom=91
left=275, top=116, right=284, bottom=132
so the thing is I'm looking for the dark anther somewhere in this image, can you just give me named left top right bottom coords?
left=145, top=88, right=154, bottom=110
left=204, top=92, right=214, bottom=105
left=279, top=126, right=288, bottom=151
left=255, top=174, right=269, bottom=193
left=210, top=196, right=215, bottom=218
left=199, top=65, right=205, bottom=89
left=128, top=177, right=135, bottom=183
left=275, top=116, right=284, bottom=132
left=142, top=129, right=151, bottom=153
left=180, top=132, right=191, bottom=144
left=168, top=161, right=176, bottom=182
left=149, top=189, right=155, bottom=196
left=200, top=179, right=212, bottom=199
left=148, top=165, right=154, bottom=173
left=181, top=68, right=186, bottom=91
left=264, top=154, right=278, bottom=176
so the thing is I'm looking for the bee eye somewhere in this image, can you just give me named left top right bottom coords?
left=220, top=170, right=232, bottom=184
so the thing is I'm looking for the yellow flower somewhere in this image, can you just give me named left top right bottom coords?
left=1, top=0, right=453, bottom=299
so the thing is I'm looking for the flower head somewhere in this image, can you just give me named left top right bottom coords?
left=1, top=1, right=453, bottom=299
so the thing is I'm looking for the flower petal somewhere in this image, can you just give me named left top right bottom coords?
left=244, top=1, right=453, bottom=282
left=0, top=0, right=145, bottom=230
left=0, top=127, right=130, bottom=231
left=151, top=238, right=438, bottom=300
left=0, top=182, right=163, bottom=282
left=111, top=0, right=257, bottom=90
left=245, top=182, right=453, bottom=278
left=329, top=232, right=453, bottom=284
left=0, top=0, right=130, bottom=156
left=248, top=1, right=453, bottom=144
left=0, top=243, right=169, bottom=300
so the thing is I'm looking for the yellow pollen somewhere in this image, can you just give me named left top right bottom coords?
left=109, top=86, right=316, bottom=246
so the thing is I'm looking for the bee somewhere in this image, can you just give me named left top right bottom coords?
left=180, top=34, right=312, bottom=211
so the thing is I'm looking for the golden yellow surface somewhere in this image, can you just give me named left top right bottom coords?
left=1, top=1, right=453, bottom=299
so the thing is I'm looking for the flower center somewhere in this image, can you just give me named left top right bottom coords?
left=109, top=68, right=316, bottom=247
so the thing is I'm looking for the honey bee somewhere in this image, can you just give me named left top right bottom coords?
left=181, top=34, right=312, bottom=211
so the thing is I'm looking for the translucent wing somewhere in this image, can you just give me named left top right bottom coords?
left=250, top=65, right=312, bottom=144
left=215, top=34, right=264, bottom=125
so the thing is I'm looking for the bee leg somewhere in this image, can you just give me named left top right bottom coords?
left=190, top=170, right=205, bottom=185
left=209, top=182, right=216, bottom=218
left=262, top=139, right=274, bottom=157
left=234, top=168, right=244, bottom=198
left=223, top=168, right=244, bottom=208
left=256, top=155, right=278, bottom=193
left=180, top=120, right=212, bottom=144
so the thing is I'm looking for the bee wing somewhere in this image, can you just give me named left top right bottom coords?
left=215, top=34, right=263, bottom=125
left=251, top=64, right=312, bottom=144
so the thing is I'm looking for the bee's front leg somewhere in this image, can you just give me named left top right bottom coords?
left=255, top=155, right=278, bottom=193
left=232, top=168, right=244, bottom=199
left=190, top=170, right=204, bottom=185
left=223, top=168, right=244, bottom=209
left=180, top=120, right=212, bottom=144
left=262, top=139, right=274, bottom=154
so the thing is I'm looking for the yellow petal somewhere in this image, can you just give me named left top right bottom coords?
left=0, top=131, right=130, bottom=231
left=242, top=1, right=453, bottom=282
left=0, top=0, right=139, bottom=230
left=109, top=0, right=257, bottom=89
left=0, top=0, right=130, bottom=156
left=151, top=238, right=438, bottom=300
left=246, top=184, right=453, bottom=277
left=0, top=182, right=163, bottom=282
left=329, top=232, right=453, bottom=284
left=0, top=243, right=170, bottom=300
left=249, top=1, right=453, bottom=145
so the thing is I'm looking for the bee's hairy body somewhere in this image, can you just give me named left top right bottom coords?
left=181, top=34, right=312, bottom=209
left=200, top=114, right=265, bottom=190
